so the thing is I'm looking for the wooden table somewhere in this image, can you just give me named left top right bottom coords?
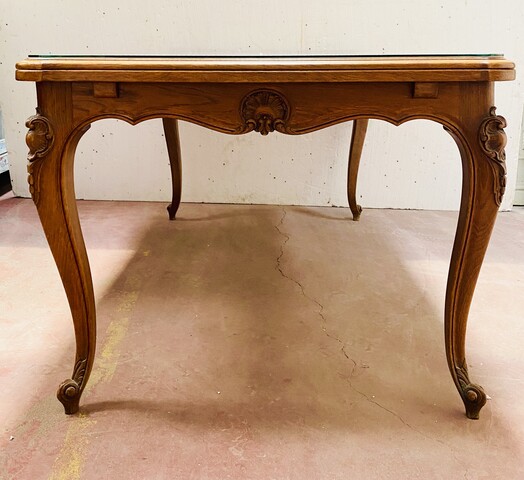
left=16, top=55, right=515, bottom=419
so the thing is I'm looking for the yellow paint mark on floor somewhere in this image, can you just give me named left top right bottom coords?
left=48, top=273, right=142, bottom=480
left=48, top=414, right=95, bottom=480
left=85, top=275, right=140, bottom=389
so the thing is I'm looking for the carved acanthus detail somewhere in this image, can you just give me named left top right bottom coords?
left=455, top=361, right=486, bottom=419
left=240, top=89, right=292, bottom=135
left=26, top=113, right=54, bottom=204
left=478, top=106, right=507, bottom=206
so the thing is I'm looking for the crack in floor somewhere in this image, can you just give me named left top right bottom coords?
left=273, top=206, right=465, bottom=467
left=342, top=360, right=457, bottom=455
left=274, top=207, right=349, bottom=360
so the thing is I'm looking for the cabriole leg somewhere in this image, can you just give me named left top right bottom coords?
left=26, top=82, right=95, bottom=414
left=443, top=94, right=506, bottom=419
left=163, top=118, right=182, bottom=220
left=347, top=119, right=368, bottom=221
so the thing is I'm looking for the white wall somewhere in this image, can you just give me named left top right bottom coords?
left=1, top=1, right=523, bottom=210
left=516, top=109, right=524, bottom=204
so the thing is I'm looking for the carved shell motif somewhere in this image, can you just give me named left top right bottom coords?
left=478, top=106, right=507, bottom=206
left=26, top=114, right=54, bottom=161
left=240, top=90, right=291, bottom=135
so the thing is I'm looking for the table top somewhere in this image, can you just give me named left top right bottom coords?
left=16, top=55, right=515, bottom=83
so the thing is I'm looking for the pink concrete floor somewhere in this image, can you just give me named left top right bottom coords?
left=1, top=196, right=523, bottom=479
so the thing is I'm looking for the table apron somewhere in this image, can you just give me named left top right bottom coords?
left=65, top=81, right=492, bottom=135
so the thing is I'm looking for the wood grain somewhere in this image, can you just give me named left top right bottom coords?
left=16, top=55, right=516, bottom=82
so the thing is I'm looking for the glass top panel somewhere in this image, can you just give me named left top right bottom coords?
left=28, top=54, right=503, bottom=59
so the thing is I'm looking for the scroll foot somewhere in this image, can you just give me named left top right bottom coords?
left=456, top=364, right=487, bottom=419
left=57, top=379, right=82, bottom=414
left=56, top=358, right=87, bottom=414
left=352, top=204, right=362, bottom=222
left=167, top=203, right=178, bottom=220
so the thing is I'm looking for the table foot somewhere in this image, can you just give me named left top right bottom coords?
left=352, top=205, right=362, bottom=222
left=57, top=359, right=88, bottom=414
left=163, top=118, right=182, bottom=220
left=456, top=362, right=487, bottom=419
left=167, top=203, right=178, bottom=220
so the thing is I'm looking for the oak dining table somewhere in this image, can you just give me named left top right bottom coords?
left=15, top=54, right=515, bottom=419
